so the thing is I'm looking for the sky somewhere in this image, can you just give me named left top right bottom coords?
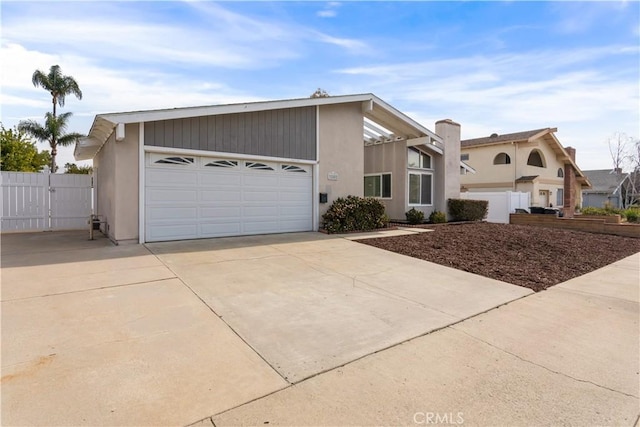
left=1, top=1, right=639, bottom=171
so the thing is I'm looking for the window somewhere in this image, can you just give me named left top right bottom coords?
left=493, top=153, right=511, bottom=165
left=205, top=159, right=238, bottom=168
left=364, top=173, right=391, bottom=198
left=527, top=150, right=546, bottom=167
left=460, top=153, right=469, bottom=161
left=408, top=147, right=431, bottom=169
left=557, top=168, right=564, bottom=178
left=408, top=172, right=432, bottom=205
left=245, top=161, right=274, bottom=171
left=557, top=188, right=564, bottom=207
left=155, top=156, right=194, bottom=165
left=282, top=165, right=307, bottom=173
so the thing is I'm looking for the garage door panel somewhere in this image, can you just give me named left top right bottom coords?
left=200, top=223, right=242, bottom=237
left=200, top=206, right=242, bottom=218
left=147, top=188, right=198, bottom=203
left=147, top=224, right=198, bottom=241
left=200, top=189, right=242, bottom=202
left=145, top=153, right=312, bottom=242
left=147, top=206, right=198, bottom=221
left=146, top=169, right=197, bottom=186
left=199, top=173, right=242, bottom=187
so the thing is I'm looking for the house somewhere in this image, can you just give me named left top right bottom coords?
left=74, top=94, right=461, bottom=244
left=582, top=169, right=630, bottom=209
left=459, top=128, right=591, bottom=217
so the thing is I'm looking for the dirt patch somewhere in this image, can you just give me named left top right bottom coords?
left=360, top=222, right=639, bottom=292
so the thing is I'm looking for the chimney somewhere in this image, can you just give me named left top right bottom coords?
left=435, top=119, right=461, bottom=219
left=563, top=146, right=577, bottom=217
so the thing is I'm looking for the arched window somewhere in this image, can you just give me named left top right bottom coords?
left=557, top=168, right=564, bottom=178
left=527, top=150, right=546, bottom=167
left=493, top=153, right=511, bottom=165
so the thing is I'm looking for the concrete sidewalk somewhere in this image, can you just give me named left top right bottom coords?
left=210, top=253, right=640, bottom=427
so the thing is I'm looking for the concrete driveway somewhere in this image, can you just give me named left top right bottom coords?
left=1, top=230, right=531, bottom=426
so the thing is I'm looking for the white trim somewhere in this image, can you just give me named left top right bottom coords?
left=364, top=172, right=393, bottom=199
left=313, top=105, right=320, bottom=231
left=138, top=122, right=145, bottom=244
left=407, top=171, right=434, bottom=206
left=143, top=145, right=317, bottom=165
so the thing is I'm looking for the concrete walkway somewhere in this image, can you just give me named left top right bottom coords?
left=208, top=253, right=640, bottom=427
left=1, top=231, right=638, bottom=426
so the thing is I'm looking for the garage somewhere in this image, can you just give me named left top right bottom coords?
left=145, top=152, right=313, bottom=242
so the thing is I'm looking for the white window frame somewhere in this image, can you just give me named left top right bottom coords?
left=364, top=172, right=392, bottom=199
left=408, top=172, right=433, bottom=206
left=408, top=147, right=432, bottom=170
left=556, top=188, right=564, bottom=207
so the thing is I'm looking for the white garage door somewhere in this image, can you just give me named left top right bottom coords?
left=145, top=153, right=313, bottom=242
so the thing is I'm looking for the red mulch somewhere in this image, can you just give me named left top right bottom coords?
left=359, top=222, right=639, bottom=292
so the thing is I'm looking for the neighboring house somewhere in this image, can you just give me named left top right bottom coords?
left=459, top=128, right=591, bottom=217
left=582, top=169, right=630, bottom=209
left=74, top=94, right=461, bottom=244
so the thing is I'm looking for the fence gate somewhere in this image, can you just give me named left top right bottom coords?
left=1, top=171, right=92, bottom=232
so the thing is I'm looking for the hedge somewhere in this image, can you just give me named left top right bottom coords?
left=322, top=195, right=387, bottom=233
left=448, top=198, right=488, bottom=221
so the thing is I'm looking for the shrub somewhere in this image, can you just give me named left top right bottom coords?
left=624, top=208, right=639, bottom=223
left=448, top=198, right=488, bottom=222
left=582, top=206, right=624, bottom=216
left=405, top=208, right=425, bottom=224
left=322, top=195, right=387, bottom=233
left=429, top=210, right=446, bottom=224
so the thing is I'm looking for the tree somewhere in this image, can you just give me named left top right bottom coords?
left=310, top=88, right=330, bottom=98
left=18, top=112, right=84, bottom=172
left=32, top=65, right=83, bottom=118
left=607, top=132, right=635, bottom=172
left=64, top=163, right=93, bottom=174
left=0, top=124, right=51, bottom=172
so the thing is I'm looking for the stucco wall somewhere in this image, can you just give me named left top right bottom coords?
left=461, top=137, right=569, bottom=207
left=318, top=103, right=364, bottom=221
left=364, top=141, right=407, bottom=219
left=94, top=132, right=116, bottom=241
left=114, top=123, right=140, bottom=242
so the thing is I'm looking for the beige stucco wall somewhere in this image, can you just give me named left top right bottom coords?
left=461, top=137, right=570, bottom=207
left=318, top=103, right=364, bottom=221
left=114, top=123, right=140, bottom=242
left=94, top=132, right=116, bottom=241
left=93, top=123, right=139, bottom=244
left=364, top=141, right=407, bottom=219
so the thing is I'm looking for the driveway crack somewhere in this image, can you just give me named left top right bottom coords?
left=452, top=327, right=639, bottom=399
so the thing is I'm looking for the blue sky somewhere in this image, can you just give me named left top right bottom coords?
left=1, top=1, right=638, bottom=170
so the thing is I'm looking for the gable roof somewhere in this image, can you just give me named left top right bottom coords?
left=461, top=128, right=551, bottom=148
left=74, top=93, right=443, bottom=161
left=582, top=169, right=629, bottom=194
left=461, top=127, right=591, bottom=188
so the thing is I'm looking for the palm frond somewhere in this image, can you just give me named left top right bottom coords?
left=57, top=132, right=85, bottom=147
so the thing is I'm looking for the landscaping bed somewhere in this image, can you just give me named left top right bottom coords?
left=359, top=222, right=639, bottom=292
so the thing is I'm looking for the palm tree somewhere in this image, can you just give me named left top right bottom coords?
left=18, top=112, right=84, bottom=172
left=32, top=65, right=83, bottom=118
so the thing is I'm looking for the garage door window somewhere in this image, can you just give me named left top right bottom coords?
left=246, top=161, right=274, bottom=171
left=282, top=164, right=307, bottom=173
left=205, top=159, right=238, bottom=168
left=155, top=156, right=195, bottom=165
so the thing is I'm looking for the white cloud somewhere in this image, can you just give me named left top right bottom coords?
left=317, top=10, right=337, bottom=18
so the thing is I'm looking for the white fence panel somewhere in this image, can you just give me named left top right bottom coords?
left=50, top=174, right=92, bottom=230
left=1, top=171, right=92, bottom=232
left=460, top=191, right=530, bottom=223
left=1, top=172, right=49, bottom=232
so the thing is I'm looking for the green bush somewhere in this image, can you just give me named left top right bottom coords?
left=429, top=210, right=446, bottom=224
left=405, top=208, right=425, bottom=224
left=624, top=208, right=639, bottom=223
left=448, top=198, right=488, bottom=222
left=322, top=195, right=387, bottom=233
left=582, top=206, right=624, bottom=216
